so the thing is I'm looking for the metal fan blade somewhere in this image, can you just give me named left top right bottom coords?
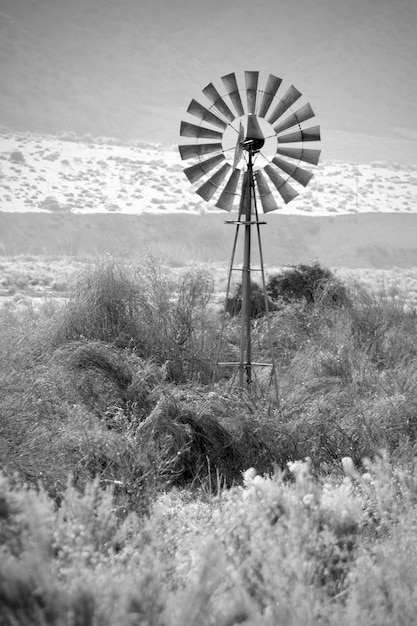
left=272, top=156, right=314, bottom=187
left=196, top=163, right=232, bottom=202
left=187, top=99, right=228, bottom=130
left=258, top=74, right=282, bottom=118
left=255, top=170, right=280, bottom=213
left=179, top=142, right=223, bottom=161
left=180, top=121, right=223, bottom=141
left=267, top=85, right=302, bottom=125
left=215, top=169, right=241, bottom=212
left=221, top=72, right=245, bottom=117
left=202, top=83, right=235, bottom=122
left=273, top=102, right=315, bottom=134
left=275, top=146, right=321, bottom=165
left=277, top=125, right=321, bottom=144
left=245, top=71, right=259, bottom=114
left=238, top=170, right=251, bottom=218
left=264, top=164, right=299, bottom=204
left=232, top=121, right=245, bottom=170
left=184, top=154, right=226, bottom=184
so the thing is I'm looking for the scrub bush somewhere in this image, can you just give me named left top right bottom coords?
left=267, top=261, right=349, bottom=306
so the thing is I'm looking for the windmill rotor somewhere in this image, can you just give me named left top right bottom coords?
left=179, top=71, right=321, bottom=214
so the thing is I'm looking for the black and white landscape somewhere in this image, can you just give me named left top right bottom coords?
left=2, top=2, right=417, bottom=625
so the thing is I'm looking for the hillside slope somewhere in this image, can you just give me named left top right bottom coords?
left=1, top=132, right=416, bottom=216
left=1, top=212, right=417, bottom=269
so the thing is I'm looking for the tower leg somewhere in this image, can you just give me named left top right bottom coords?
left=254, top=205, right=280, bottom=403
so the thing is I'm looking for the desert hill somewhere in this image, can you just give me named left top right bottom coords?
left=1, top=131, right=416, bottom=217
left=0, top=130, right=416, bottom=267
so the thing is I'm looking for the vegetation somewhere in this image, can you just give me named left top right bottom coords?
left=266, top=261, right=350, bottom=306
left=9, top=149, right=26, bottom=164
left=224, top=262, right=348, bottom=318
left=225, top=280, right=276, bottom=318
left=1, top=256, right=417, bottom=624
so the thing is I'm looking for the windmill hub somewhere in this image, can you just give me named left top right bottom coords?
left=242, top=136, right=264, bottom=152
left=242, top=114, right=265, bottom=153
left=222, top=115, right=277, bottom=170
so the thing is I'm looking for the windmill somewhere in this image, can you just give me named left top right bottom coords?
left=179, top=71, right=321, bottom=394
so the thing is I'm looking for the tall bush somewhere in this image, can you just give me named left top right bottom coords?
left=51, top=256, right=216, bottom=381
left=267, top=261, right=349, bottom=306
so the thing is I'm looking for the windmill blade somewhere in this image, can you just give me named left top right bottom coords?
left=187, top=99, right=228, bottom=130
left=221, top=72, right=245, bottom=117
left=179, top=142, right=223, bottom=161
left=273, top=102, right=316, bottom=134
left=271, top=155, right=314, bottom=187
left=180, top=121, right=223, bottom=141
left=232, top=121, right=245, bottom=170
left=267, top=85, right=302, bottom=126
left=238, top=170, right=253, bottom=218
left=276, top=146, right=321, bottom=165
left=264, top=164, right=299, bottom=203
left=258, top=74, right=282, bottom=118
left=277, top=125, right=321, bottom=144
left=245, top=71, right=259, bottom=114
left=255, top=170, right=280, bottom=213
left=202, top=83, right=235, bottom=122
left=184, top=154, right=226, bottom=184
left=196, top=163, right=232, bottom=202
left=215, top=169, right=241, bottom=212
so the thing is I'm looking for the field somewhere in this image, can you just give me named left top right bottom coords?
left=2, top=254, right=417, bottom=624
left=1, top=255, right=417, bottom=313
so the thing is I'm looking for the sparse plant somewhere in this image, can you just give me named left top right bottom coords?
left=39, top=195, right=68, bottom=212
left=9, top=150, right=25, bottom=164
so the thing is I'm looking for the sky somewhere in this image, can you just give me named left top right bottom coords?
left=146, top=0, right=417, bottom=162
left=0, top=0, right=417, bottom=163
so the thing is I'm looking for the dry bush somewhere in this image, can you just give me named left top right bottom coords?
left=267, top=261, right=350, bottom=306
left=225, top=280, right=276, bottom=318
left=50, top=256, right=217, bottom=383
left=135, top=392, right=278, bottom=490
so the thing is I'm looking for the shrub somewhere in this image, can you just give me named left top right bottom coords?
left=39, top=196, right=68, bottom=212
left=267, top=261, right=349, bottom=306
left=52, top=258, right=143, bottom=348
left=50, top=257, right=217, bottom=383
left=9, top=150, right=25, bottom=164
left=225, top=281, right=276, bottom=318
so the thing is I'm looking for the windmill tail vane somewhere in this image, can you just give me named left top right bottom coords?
left=178, top=71, right=321, bottom=396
